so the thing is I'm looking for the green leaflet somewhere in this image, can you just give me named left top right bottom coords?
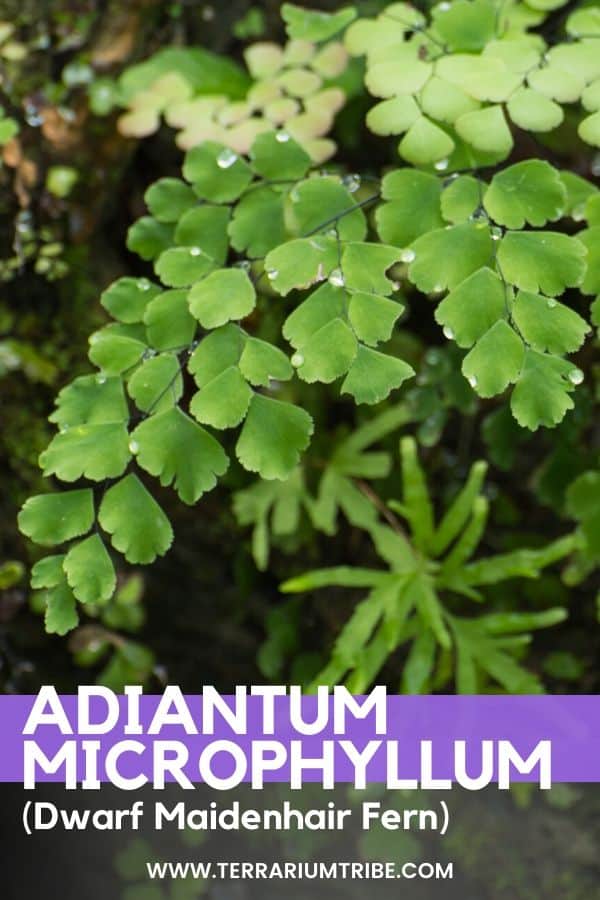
left=440, top=175, right=481, bottom=224
left=63, top=534, right=116, bottom=604
left=282, top=3, right=356, bottom=41
left=286, top=178, right=367, bottom=241
left=154, top=246, right=216, bottom=288
left=101, top=277, right=161, bottom=323
left=188, top=324, right=245, bottom=384
left=264, top=236, right=338, bottom=295
left=408, top=223, right=493, bottom=293
left=434, top=267, right=506, bottom=348
left=511, top=291, right=590, bottom=354
left=507, top=88, right=563, bottom=132
left=174, top=205, right=230, bottom=265
left=398, top=117, right=455, bottom=166
left=483, top=161, right=567, bottom=229
left=98, top=474, right=173, bottom=564
left=238, top=337, right=293, bottom=386
left=283, top=282, right=345, bottom=348
left=348, top=292, right=404, bottom=346
left=295, top=318, right=357, bottom=383
left=127, top=217, right=174, bottom=261
left=432, top=0, right=496, bottom=52
left=39, top=423, right=130, bottom=482
left=341, top=345, right=414, bottom=404
left=145, top=178, right=197, bottom=222
left=144, top=289, right=197, bottom=350
left=510, top=350, right=578, bottom=430
left=462, top=320, right=525, bottom=398
left=190, top=366, right=252, bottom=429
left=31, top=555, right=66, bottom=589
left=497, top=232, right=587, bottom=296
left=455, top=105, right=513, bottom=156
left=19, top=490, right=95, bottom=547
left=400, top=436, right=434, bottom=552
left=43, top=579, right=79, bottom=636
left=88, top=330, right=146, bottom=376
left=250, top=131, right=311, bottom=180
left=127, top=354, right=183, bottom=414
left=341, top=243, right=402, bottom=295
left=182, top=141, right=253, bottom=202
left=49, top=375, right=128, bottom=427
left=188, top=268, right=256, bottom=328
left=228, top=187, right=286, bottom=258
left=130, top=407, right=229, bottom=503
left=377, top=169, right=444, bottom=247
left=236, top=394, right=313, bottom=480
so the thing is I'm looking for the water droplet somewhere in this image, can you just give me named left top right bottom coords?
left=572, top=204, right=585, bottom=222
left=128, top=439, right=140, bottom=454
left=235, top=260, right=251, bottom=271
left=438, top=1, right=451, bottom=10
left=568, top=368, right=584, bottom=385
left=400, top=248, right=416, bottom=263
left=434, top=158, right=449, bottom=171
left=216, top=148, right=238, bottom=169
left=470, top=208, right=487, bottom=222
left=291, top=352, right=304, bottom=367
left=432, top=283, right=444, bottom=294
left=491, top=226, right=502, bottom=241
left=467, top=374, right=478, bottom=388
left=266, top=268, right=279, bottom=281
left=60, top=425, right=69, bottom=434
left=137, top=278, right=151, bottom=291
left=391, top=281, right=401, bottom=291
left=443, top=325, right=454, bottom=340
left=96, top=373, right=107, bottom=385
left=547, top=298, right=557, bottom=309
left=89, top=333, right=100, bottom=345
left=342, top=173, right=361, bottom=193
left=276, top=131, right=290, bottom=143
left=329, top=268, right=345, bottom=287
left=190, top=247, right=202, bottom=256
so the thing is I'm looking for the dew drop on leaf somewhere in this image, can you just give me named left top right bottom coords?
left=342, top=173, right=361, bottom=193
left=190, top=247, right=202, bottom=256
left=443, top=325, right=455, bottom=339
left=329, top=268, right=345, bottom=287
left=468, top=374, right=478, bottom=388
left=128, top=439, right=140, bottom=454
left=572, top=205, right=585, bottom=222
left=267, top=268, right=279, bottom=280
left=491, top=227, right=502, bottom=241
left=291, top=352, right=304, bottom=368
left=434, top=158, right=449, bottom=171
left=547, top=298, right=557, bottom=308
left=275, top=131, right=290, bottom=143
left=137, top=278, right=151, bottom=291
left=96, top=373, right=107, bottom=385
left=400, top=248, right=416, bottom=263
left=568, top=368, right=584, bottom=385
left=217, top=148, right=238, bottom=169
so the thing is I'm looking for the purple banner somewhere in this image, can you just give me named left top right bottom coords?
left=1, top=694, right=599, bottom=785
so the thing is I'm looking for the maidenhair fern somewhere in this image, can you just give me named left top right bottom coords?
left=281, top=438, right=580, bottom=693
left=18, top=1, right=599, bottom=654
